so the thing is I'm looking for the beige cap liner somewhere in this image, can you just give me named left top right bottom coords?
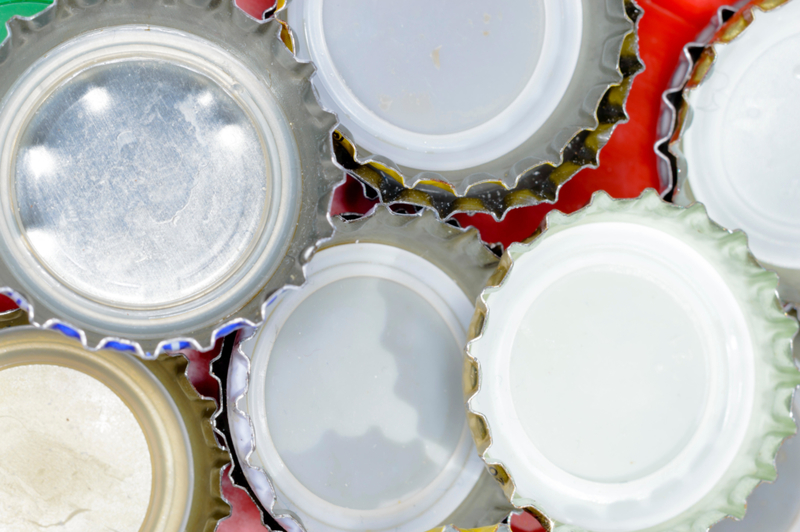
left=0, top=321, right=230, bottom=532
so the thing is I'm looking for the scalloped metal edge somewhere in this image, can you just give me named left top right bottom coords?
left=151, top=345, right=233, bottom=532
left=225, top=204, right=518, bottom=532
left=0, top=0, right=343, bottom=358
left=660, top=0, right=799, bottom=309
left=654, top=2, right=742, bottom=197
left=281, top=0, right=643, bottom=219
left=464, top=188, right=800, bottom=532
left=0, top=323, right=232, bottom=532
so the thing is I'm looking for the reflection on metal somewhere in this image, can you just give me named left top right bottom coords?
left=0, top=0, right=341, bottom=356
left=654, top=3, right=740, bottom=197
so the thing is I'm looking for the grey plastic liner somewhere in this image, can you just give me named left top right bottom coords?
left=224, top=205, right=516, bottom=532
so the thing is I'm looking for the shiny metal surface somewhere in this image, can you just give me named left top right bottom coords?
left=0, top=0, right=341, bottom=356
left=15, top=59, right=268, bottom=308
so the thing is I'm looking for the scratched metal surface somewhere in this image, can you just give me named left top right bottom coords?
left=0, top=0, right=342, bottom=356
left=16, top=59, right=269, bottom=308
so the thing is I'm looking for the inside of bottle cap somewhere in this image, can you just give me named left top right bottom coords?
left=681, top=0, right=800, bottom=270
left=472, top=221, right=755, bottom=531
left=244, top=243, right=484, bottom=532
left=288, top=0, right=582, bottom=171
left=0, top=24, right=300, bottom=335
left=0, top=363, right=152, bottom=530
left=0, top=330, right=196, bottom=532
left=15, top=58, right=267, bottom=308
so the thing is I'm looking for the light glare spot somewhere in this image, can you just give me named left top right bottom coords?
left=216, top=125, right=245, bottom=151
left=82, top=87, right=111, bottom=112
left=25, top=146, right=56, bottom=179
left=197, top=91, right=214, bottom=106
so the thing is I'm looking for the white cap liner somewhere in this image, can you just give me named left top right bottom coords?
left=287, top=0, right=581, bottom=172
left=676, top=1, right=800, bottom=269
left=471, top=221, right=753, bottom=531
left=282, top=0, right=640, bottom=215
left=466, top=190, right=800, bottom=532
left=230, top=241, right=492, bottom=532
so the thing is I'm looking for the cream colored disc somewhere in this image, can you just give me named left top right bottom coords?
left=0, top=364, right=152, bottom=531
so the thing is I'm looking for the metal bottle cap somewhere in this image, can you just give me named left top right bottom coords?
left=0, top=325, right=229, bottom=531
left=465, top=190, right=799, bottom=531
left=655, top=3, right=739, bottom=194
left=0, top=0, right=341, bottom=356
left=282, top=0, right=642, bottom=217
left=663, top=0, right=800, bottom=305
left=226, top=205, right=515, bottom=532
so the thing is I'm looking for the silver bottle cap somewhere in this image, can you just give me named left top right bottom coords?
left=283, top=0, right=642, bottom=218
left=0, top=0, right=341, bottom=356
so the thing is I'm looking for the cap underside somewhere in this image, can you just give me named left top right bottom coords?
left=244, top=243, right=485, bottom=532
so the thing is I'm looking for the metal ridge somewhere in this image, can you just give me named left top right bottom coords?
left=464, top=188, right=800, bottom=531
left=0, top=0, right=343, bottom=357
left=281, top=0, right=643, bottom=219
left=320, top=204, right=502, bottom=301
left=654, top=3, right=742, bottom=197
left=148, top=340, right=233, bottom=532
left=224, top=204, right=517, bottom=532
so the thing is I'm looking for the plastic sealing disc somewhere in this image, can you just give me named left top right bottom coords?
left=470, top=220, right=756, bottom=532
left=682, top=1, right=800, bottom=269
left=0, top=328, right=200, bottom=532
left=245, top=243, right=484, bottom=532
left=0, top=364, right=152, bottom=531
left=288, top=0, right=582, bottom=171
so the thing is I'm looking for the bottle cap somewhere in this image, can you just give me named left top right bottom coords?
left=711, top=385, right=800, bottom=532
left=667, top=0, right=800, bottom=305
left=0, top=325, right=229, bottom=531
left=466, top=190, right=799, bottom=531
left=655, top=3, right=739, bottom=193
left=227, top=205, right=514, bottom=532
left=283, top=0, right=641, bottom=217
left=0, top=0, right=340, bottom=356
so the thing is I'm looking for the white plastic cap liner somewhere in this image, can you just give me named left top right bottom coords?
left=240, top=243, right=483, bottom=532
left=0, top=364, right=152, bottom=531
left=287, top=0, right=581, bottom=172
left=466, top=191, right=799, bottom=532
left=678, top=1, right=800, bottom=270
left=227, top=207, right=512, bottom=532
left=284, top=0, right=640, bottom=214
